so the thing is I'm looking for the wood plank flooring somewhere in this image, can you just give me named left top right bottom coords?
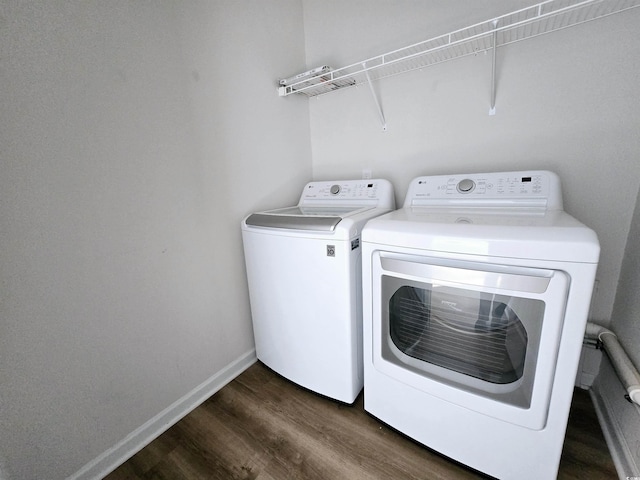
left=105, top=362, right=617, bottom=479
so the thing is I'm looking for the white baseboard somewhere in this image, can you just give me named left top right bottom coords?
left=590, top=357, right=640, bottom=479
left=68, top=350, right=257, bottom=480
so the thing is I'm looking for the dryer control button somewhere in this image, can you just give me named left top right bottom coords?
left=330, top=184, right=341, bottom=195
left=457, top=179, right=476, bottom=193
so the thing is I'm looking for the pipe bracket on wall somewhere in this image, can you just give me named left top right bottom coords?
left=364, top=63, right=387, bottom=131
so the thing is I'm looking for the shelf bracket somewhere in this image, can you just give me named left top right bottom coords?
left=363, top=63, right=387, bottom=131
left=489, top=20, right=498, bottom=116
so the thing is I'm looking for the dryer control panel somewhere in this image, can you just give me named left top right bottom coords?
left=405, top=170, right=563, bottom=210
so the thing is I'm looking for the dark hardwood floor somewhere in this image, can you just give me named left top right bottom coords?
left=105, top=362, right=617, bottom=479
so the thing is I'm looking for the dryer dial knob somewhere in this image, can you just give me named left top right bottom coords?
left=330, top=184, right=341, bottom=195
left=457, top=179, right=476, bottom=193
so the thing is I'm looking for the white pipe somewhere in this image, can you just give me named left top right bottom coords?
left=585, top=322, right=640, bottom=407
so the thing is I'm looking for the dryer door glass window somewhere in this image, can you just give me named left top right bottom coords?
left=389, top=285, right=538, bottom=385
left=380, top=274, right=547, bottom=409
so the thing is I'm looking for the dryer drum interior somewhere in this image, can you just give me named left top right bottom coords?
left=381, top=276, right=547, bottom=407
left=389, top=286, right=531, bottom=384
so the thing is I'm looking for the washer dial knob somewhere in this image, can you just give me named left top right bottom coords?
left=457, top=178, right=476, bottom=193
left=330, top=184, right=341, bottom=195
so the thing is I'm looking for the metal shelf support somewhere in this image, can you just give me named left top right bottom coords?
left=364, top=63, right=387, bottom=131
left=489, top=20, right=498, bottom=116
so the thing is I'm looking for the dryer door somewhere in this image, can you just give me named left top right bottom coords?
left=371, top=251, right=570, bottom=430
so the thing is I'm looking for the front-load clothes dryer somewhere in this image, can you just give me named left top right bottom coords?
left=242, top=179, right=395, bottom=403
left=361, top=171, right=599, bottom=479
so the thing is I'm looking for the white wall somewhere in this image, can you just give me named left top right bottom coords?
left=591, top=184, right=640, bottom=475
left=0, top=1, right=310, bottom=479
left=303, top=0, right=640, bottom=324
left=593, top=185, right=640, bottom=478
left=611, top=186, right=640, bottom=370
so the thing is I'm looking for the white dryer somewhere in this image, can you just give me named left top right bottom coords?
left=361, top=171, right=599, bottom=479
left=242, top=179, right=395, bottom=403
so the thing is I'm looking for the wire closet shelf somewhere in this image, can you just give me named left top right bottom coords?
left=278, top=0, right=640, bottom=98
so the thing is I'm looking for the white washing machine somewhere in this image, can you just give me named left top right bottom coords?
left=242, top=179, right=395, bottom=403
left=361, top=171, right=600, bottom=479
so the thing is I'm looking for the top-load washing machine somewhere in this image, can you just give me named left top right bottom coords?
left=361, top=171, right=600, bottom=479
left=242, top=179, right=395, bottom=403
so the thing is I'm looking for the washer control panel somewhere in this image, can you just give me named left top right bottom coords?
left=405, top=170, right=563, bottom=210
left=300, top=179, right=395, bottom=208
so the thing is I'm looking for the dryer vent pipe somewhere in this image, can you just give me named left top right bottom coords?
left=585, top=322, right=640, bottom=407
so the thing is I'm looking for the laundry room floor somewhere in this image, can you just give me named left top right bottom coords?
left=105, top=362, right=617, bottom=479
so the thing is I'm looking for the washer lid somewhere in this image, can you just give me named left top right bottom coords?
left=245, top=206, right=373, bottom=232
